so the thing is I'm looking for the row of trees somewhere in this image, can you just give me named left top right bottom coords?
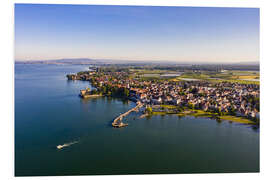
left=96, top=67, right=129, bottom=73
left=97, top=84, right=130, bottom=98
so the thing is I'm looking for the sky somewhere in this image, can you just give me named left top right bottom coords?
left=15, top=4, right=260, bottom=63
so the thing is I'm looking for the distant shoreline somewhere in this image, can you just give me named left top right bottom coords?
left=14, top=59, right=260, bottom=67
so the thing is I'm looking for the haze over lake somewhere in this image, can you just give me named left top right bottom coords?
left=15, top=64, right=259, bottom=176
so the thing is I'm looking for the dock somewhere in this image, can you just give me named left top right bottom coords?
left=112, top=102, right=143, bottom=128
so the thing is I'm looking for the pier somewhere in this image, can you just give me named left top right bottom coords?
left=112, top=102, right=143, bottom=128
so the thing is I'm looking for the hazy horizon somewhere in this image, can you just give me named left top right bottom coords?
left=14, top=57, right=260, bottom=65
left=15, top=4, right=259, bottom=63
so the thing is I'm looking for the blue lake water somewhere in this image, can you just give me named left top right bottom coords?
left=15, top=64, right=259, bottom=176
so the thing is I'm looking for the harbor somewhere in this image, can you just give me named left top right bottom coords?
left=112, top=102, right=143, bottom=128
left=79, top=87, right=143, bottom=128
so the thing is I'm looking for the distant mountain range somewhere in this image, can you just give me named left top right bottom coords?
left=15, top=58, right=260, bottom=66
left=15, top=58, right=104, bottom=65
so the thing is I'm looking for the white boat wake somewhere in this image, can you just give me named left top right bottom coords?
left=56, top=141, right=79, bottom=149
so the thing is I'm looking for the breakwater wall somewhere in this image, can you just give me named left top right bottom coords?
left=112, top=102, right=143, bottom=128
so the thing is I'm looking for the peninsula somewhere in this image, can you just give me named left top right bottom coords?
left=66, top=64, right=260, bottom=126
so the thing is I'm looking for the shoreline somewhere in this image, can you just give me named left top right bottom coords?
left=69, top=69, right=259, bottom=126
left=142, top=106, right=257, bottom=125
left=78, top=87, right=258, bottom=126
left=80, top=94, right=103, bottom=98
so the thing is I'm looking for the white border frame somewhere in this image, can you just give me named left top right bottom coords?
left=1, top=0, right=269, bottom=180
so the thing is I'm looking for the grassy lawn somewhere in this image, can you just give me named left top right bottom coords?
left=189, top=110, right=216, bottom=117
left=149, top=107, right=257, bottom=125
left=152, top=111, right=167, bottom=115
left=220, top=115, right=256, bottom=124
left=160, top=105, right=178, bottom=109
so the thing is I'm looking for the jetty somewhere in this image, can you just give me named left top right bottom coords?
left=112, top=102, right=143, bottom=128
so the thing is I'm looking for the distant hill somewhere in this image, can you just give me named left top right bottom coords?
left=15, top=58, right=104, bottom=65
left=15, top=58, right=260, bottom=69
left=14, top=58, right=178, bottom=65
left=232, top=61, right=260, bottom=66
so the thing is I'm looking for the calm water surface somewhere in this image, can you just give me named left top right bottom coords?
left=15, top=64, right=259, bottom=176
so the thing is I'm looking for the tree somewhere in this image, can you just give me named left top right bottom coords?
left=217, top=107, right=223, bottom=116
left=187, top=103, right=195, bottom=110
left=91, top=89, right=98, bottom=94
left=229, top=106, right=236, bottom=115
left=146, top=107, right=153, bottom=114
left=123, top=88, right=130, bottom=98
left=191, top=88, right=198, bottom=94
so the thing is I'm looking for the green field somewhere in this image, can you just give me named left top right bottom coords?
left=130, top=69, right=259, bottom=85
left=149, top=106, right=256, bottom=125
left=172, top=70, right=260, bottom=85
